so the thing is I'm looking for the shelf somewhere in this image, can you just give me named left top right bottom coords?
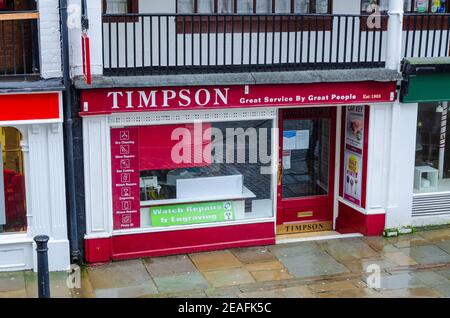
left=140, top=186, right=256, bottom=207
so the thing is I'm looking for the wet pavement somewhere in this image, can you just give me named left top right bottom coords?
left=2, top=226, right=450, bottom=298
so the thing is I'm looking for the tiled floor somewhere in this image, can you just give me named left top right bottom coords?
left=2, top=226, right=450, bottom=298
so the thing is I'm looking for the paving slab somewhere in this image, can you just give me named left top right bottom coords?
left=0, top=272, right=25, bottom=293
left=377, top=273, right=426, bottom=291
left=153, top=272, right=209, bottom=293
left=205, top=286, right=242, bottom=298
left=308, top=279, right=358, bottom=293
left=202, top=268, right=255, bottom=288
left=143, top=255, right=197, bottom=277
left=317, top=287, right=379, bottom=298
left=376, top=287, right=442, bottom=298
left=244, top=261, right=285, bottom=272
left=362, top=236, right=400, bottom=253
left=384, top=234, right=430, bottom=249
left=435, top=240, right=450, bottom=254
left=250, top=269, right=293, bottom=282
left=231, top=246, right=277, bottom=264
left=434, top=268, right=450, bottom=280
left=319, top=238, right=382, bottom=262
left=384, top=251, right=418, bottom=266
left=87, top=259, right=158, bottom=298
left=24, top=271, right=73, bottom=298
left=417, top=228, right=450, bottom=242
left=341, top=258, right=398, bottom=273
left=269, top=241, right=323, bottom=258
left=239, top=286, right=314, bottom=298
left=190, top=251, right=242, bottom=272
left=400, top=244, right=450, bottom=265
left=277, top=252, right=349, bottom=278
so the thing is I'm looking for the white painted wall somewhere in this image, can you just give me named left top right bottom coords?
left=37, top=0, right=63, bottom=78
left=0, top=121, right=70, bottom=272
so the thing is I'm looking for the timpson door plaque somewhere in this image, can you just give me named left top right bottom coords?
left=277, top=221, right=333, bottom=235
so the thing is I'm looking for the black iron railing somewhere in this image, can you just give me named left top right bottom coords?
left=0, top=11, right=40, bottom=79
left=403, top=13, right=450, bottom=58
left=102, top=13, right=388, bottom=76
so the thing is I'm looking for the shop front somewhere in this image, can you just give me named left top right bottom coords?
left=79, top=81, right=396, bottom=263
left=0, top=91, right=70, bottom=271
left=401, top=58, right=450, bottom=226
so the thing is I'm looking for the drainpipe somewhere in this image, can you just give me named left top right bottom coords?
left=386, top=0, right=404, bottom=71
left=59, top=0, right=80, bottom=263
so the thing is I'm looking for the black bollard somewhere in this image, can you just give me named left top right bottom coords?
left=34, top=235, right=50, bottom=298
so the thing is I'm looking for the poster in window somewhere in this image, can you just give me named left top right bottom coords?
left=345, top=105, right=365, bottom=152
left=343, top=106, right=366, bottom=206
left=343, top=151, right=363, bottom=205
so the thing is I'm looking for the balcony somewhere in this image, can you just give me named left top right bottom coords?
left=102, top=13, right=391, bottom=76
left=403, top=13, right=450, bottom=58
left=0, top=11, right=40, bottom=80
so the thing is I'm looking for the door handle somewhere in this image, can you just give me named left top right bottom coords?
left=278, top=161, right=283, bottom=186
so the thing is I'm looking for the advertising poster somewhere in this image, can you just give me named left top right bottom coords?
left=343, top=106, right=365, bottom=206
left=343, top=151, right=363, bottom=205
left=150, top=201, right=235, bottom=227
left=111, top=127, right=141, bottom=229
left=345, top=105, right=365, bottom=152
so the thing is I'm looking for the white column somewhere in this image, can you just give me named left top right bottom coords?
left=83, top=117, right=113, bottom=238
left=386, top=0, right=404, bottom=71
left=384, top=102, right=418, bottom=228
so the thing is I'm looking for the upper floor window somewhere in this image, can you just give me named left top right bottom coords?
left=177, top=0, right=332, bottom=14
left=0, top=0, right=36, bottom=11
left=361, top=0, right=389, bottom=13
left=102, top=0, right=139, bottom=14
left=404, top=0, right=449, bottom=13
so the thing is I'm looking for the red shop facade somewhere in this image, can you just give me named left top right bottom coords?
left=79, top=81, right=395, bottom=263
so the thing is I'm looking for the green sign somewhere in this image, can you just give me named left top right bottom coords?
left=402, top=73, right=450, bottom=103
left=150, top=201, right=235, bottom=227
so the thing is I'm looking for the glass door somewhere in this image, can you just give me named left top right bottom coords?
left=277, top=108, right=336, bottom=235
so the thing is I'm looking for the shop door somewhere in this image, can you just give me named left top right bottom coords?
left=277, top=107, right=336, bottom=235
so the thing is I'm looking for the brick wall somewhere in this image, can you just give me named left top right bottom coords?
left=37, top=0, right=62, bottom=79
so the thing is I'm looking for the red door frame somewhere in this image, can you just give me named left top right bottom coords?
left=277, top=107, right=337, bottom=228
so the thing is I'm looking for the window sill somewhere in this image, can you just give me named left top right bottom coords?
left=112, top=216, right=276, bottom=236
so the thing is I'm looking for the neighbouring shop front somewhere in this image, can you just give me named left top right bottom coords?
left=79, top=81, right=396, bottom=263
left=401, top=57, right=450, bottom=226
left=0, top=91, right=70, bottom=271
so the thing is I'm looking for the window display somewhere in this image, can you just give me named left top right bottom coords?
left=0, top=127, right=26, bottom=234
left=414, top=102, right=450, bottom=193
left=111, top=120, right=274, bottom=230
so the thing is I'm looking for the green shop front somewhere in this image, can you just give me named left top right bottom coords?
left=401, top=57, right=450, bottom=225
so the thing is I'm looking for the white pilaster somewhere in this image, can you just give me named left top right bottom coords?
left=83, top=116, right=113, bottom=238
left=385, top=102, right=418, bottom=228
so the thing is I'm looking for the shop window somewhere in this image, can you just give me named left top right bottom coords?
left=414, top=102, right=450, bottom=193
left=0, top=127, right=27, bottom=234
left=111, top=120, right=274, bottom=230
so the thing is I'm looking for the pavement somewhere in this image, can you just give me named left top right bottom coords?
left=2, top=226, right=450, bottom=298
